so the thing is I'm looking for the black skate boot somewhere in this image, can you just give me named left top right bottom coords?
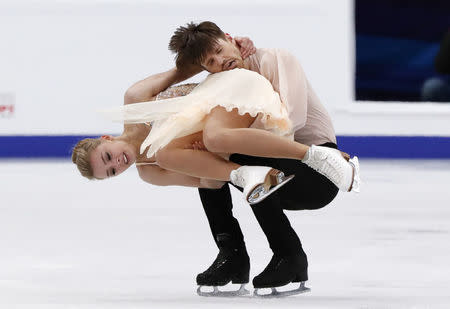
left=253, top=253, right=310, bottom=297
left=196, top=233, right=250, bottom=297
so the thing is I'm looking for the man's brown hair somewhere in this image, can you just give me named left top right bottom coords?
left=169, top=21, right=226, bottom=69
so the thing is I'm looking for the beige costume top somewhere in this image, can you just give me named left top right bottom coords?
left=106, top=69, right=292, bottom=158
left=245, top=48, right=336, bottom=146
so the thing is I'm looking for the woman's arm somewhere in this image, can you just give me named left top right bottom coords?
left=124, top=66, right=205, bottom=105
left=137, top=164, right=223, bottom=188
left=138, top=164, right=201, bottom=187
left=124, top=68, right=179, bottom=105
left=124, top=36, right=256, bottom=105
left=122, top=67, right=201, bottom=133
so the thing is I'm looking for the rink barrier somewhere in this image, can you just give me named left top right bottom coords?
left=0, top=135, right=449, bottom=159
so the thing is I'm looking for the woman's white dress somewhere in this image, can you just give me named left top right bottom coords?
left=106, top=68, right=293, bottom=158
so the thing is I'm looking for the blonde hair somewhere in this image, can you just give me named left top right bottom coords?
left=72, top=138, right=103, bottom=180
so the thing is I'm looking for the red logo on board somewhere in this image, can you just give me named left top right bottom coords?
left=0, top=93, right=15, bottom=118
left=0, top=104, right=14, bottom=117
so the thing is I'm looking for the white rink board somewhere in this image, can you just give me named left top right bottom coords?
left=1, top=0, right=449, bottom=137
left=1, top=159, right=450, bottom=308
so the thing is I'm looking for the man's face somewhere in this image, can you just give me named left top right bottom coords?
left=200, top=38, right=244, bottom=73
left=89, top=138, right=136, bottom=179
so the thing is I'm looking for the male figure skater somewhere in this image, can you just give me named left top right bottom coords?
left=168, top=21, right=359, bottom=297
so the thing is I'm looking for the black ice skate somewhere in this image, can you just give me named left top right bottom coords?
left=196, top=234, right=250, bottom=297
left=253, top=254, right=311, bottom=298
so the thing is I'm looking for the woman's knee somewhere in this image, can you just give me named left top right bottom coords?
left=203, top=128, right=231, bottom=153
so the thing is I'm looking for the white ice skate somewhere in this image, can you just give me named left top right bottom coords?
left=302, top=145, right=361, bottom=192
left=230, top=166, right=295, bottom=205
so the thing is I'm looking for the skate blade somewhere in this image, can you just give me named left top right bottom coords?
left=197, top=284, right=250, bottom=297
left=348, top=156, right=361, bottom=193
left=253, top=282, right=311, bottom=298
left=248, top=172, right=295, bottom=205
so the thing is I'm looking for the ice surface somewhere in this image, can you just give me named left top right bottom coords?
left=0, top=159, right=449, bottom=308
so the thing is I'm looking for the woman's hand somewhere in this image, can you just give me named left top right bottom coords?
left=234, top=36, right=257, bottom=59
left=340, top=151, right=350, bottom=161
left=189, top=140, right=207, bottom=151
left=174, top=64, right=203, bottom=83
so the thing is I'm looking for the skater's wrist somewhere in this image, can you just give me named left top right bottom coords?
left=173, top=64, right=203, bottom=84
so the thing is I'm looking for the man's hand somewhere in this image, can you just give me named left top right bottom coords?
left=234, top=36, right=256, bottom=59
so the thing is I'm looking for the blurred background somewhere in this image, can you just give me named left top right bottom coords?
left=0, top=1, right=449, bottom=308
left=0, top=0, right=449, bottom=159
left=355, top=0, right=450, bottom=102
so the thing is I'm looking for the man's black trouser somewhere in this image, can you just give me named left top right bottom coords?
left=198, top=143, right=339, bottom=256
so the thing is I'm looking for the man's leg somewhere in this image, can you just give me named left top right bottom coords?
left=229, top=143, right=339, bottom=289
left=198, top=184, right=245, bottom=248
left=228, top=154, right=305, bottom=254
left=228, top=153, right=308, bottom=289
left=196, top=184, right=250, bottom=289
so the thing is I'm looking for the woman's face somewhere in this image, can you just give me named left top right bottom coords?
left=89, top=137, right=136, bottom=179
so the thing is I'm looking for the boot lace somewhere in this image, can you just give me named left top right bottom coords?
left=231, top=170, right=246, bottom=188
left=310, top=152, right=342, bottom=186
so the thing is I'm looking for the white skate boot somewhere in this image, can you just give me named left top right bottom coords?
left=230, top=166, right=295, bottom=205
left=301, top=145, right=361, bottom=192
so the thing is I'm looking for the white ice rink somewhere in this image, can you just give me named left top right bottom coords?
left=1, top=159, right=449, bottom=308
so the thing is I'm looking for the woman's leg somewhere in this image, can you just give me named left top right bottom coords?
left=202, top=106, right=309, bottom=160
left=155, top=105, right=306, bottom=182
left=155, top=131, right=240, bottom=181
left=157, top=107, right=355, bottom=192
left=155, top=106, right=343, bottom=181
left=201, top=106, right=357, bottom=192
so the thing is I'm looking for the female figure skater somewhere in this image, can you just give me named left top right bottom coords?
left=73, top=67, right=358, bottom=204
